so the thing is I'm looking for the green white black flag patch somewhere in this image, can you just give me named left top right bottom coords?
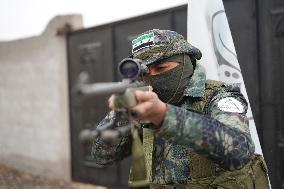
left=132, top=32, right=155, bottom=53
left=217, top=97, right=244, bottom=113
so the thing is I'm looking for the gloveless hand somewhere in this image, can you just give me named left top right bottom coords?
left=108, top=90, right=167, bottom=126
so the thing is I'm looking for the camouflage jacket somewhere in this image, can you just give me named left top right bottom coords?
left=91, top=63, right=255, bottom=185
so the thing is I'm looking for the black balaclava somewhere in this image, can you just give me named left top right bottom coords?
left=142, top=54, right=194, bottom=105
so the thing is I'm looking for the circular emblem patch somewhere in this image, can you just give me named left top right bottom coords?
left=217, top=97, right=244, bottom=113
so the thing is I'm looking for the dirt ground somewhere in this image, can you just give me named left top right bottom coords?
left=0, top=164, right=108, bottom=189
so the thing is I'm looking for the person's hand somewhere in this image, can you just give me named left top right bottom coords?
left=108, top=90, right=167, bottom=127
left=132, top=90, right=167, bottom=126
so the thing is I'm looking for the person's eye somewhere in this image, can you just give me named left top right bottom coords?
left=155, top=65, right=168, bottom=73
left=148, top=63, right=173, bottom=75
left=156, top=66, right=166, bottom=71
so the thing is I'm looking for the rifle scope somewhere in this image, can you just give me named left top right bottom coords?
left=118, top=58, right=148, bottom=80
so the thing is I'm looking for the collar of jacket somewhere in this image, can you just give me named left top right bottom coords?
left=183, top=62, right=206, bottom=97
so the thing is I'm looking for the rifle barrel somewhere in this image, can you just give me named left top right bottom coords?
left=76, top=81, right=145, bottom=97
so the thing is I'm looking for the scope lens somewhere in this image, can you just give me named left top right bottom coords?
left=119, top=60, right=139, bottom=79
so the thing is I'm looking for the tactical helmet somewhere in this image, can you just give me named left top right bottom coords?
left=131, top=29, right=202, bottom=65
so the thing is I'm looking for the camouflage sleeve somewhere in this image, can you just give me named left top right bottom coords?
left=155, top=86, right=255, bottom=170
left=91, top=111, right=132, bottom=165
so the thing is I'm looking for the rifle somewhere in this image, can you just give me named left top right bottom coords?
left=75, top=58, right=151, bottom=138
left=74, top=58, right=151, bottom=188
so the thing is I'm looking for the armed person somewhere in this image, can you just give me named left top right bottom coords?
left=91, top=29, right=269, bottom=188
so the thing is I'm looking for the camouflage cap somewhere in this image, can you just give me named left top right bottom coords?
left=131, top=29, right=202, bottom=65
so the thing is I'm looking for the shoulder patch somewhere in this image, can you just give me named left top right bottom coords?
left=217, top=97, right=244, bottom=113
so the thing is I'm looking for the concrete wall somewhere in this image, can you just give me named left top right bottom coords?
left=0, top=15, right=83, bottom=180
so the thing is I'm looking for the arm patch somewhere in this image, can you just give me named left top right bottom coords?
left=217, top=97, right=245, bottom=113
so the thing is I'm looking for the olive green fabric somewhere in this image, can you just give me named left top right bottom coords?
left=187, top=80, right=223, bottom=179
left=129, top=128, right=149, bottom=188
left=142, top=80, right=269, bottom=189
left=143, top=128, right=154, bottom=181
left=209, top=154, right=269, bottom=189
left=148, top=155, right=269, bottom=189
left=142, top=56, right=193, bottom=105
